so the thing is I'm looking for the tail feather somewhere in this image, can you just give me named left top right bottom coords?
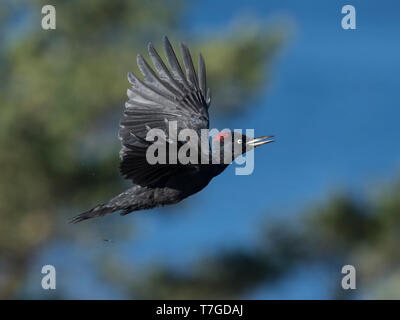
left=69, top=204, right=118, bottom=224
left=70, top=186, right=156, bottom=223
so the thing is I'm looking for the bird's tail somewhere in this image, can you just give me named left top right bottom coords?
left=69, top=203, right=118, bottom=224
left=69, top=186, right=148, bottom=223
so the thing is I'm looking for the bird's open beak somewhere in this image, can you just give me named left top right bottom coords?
left=246, top=136, right=274, bottom=148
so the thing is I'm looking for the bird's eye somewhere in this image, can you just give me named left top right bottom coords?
left=237, top=139, right=242, bottom=144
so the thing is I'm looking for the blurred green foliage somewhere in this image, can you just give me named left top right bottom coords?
left=117, top=182, right=400, bottom=299
left=0, top=0, right=283, bottom=298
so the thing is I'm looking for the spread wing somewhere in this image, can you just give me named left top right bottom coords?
left=118, top=36, right=211, bottom=187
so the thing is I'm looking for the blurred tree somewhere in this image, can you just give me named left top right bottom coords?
left=126, top=181, right=400, bottom=299
left=0, top=0, right=283, bottom=298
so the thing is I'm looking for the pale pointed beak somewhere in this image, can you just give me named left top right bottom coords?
left=246, top=135, right=275, bottom=147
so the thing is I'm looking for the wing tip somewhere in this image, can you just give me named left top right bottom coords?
left=163, top=35, right=175, bottom=54
left=147, top=42, right=155, bottom=53
left=180, top=41, right=187, bottom=50
left=127, top=71, right=133, bottom=81
left=136, top=53, right=144, bottom=66
left=163, top=35, right=170, bottom=48
left=199, top=52, right=205, bottom=64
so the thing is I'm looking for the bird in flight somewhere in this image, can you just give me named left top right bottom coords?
left=70, top=36, right=274, bottom=223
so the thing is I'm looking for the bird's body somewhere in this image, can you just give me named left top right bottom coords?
left=70, top=37, right=273, bottom=223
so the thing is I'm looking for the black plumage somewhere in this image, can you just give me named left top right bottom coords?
left=70, top=36, right=273, bottom=223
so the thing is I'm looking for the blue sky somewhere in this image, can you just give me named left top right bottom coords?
left=28, top=0, right=400, bottom=299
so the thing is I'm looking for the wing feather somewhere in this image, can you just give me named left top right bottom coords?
left=198, top=53, right=207, bottom=99
left=164, top=36, right=191, bottom=90
left=147, top=42, right=186, bottom=96
left=119, top=37, right=211, bottom=187
left=180, top=43, right=199, bottom=90
left=137, top=53, right=183, bottom=99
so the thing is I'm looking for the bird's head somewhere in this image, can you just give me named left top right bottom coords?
left=213, top=131, right=274, bottom=161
